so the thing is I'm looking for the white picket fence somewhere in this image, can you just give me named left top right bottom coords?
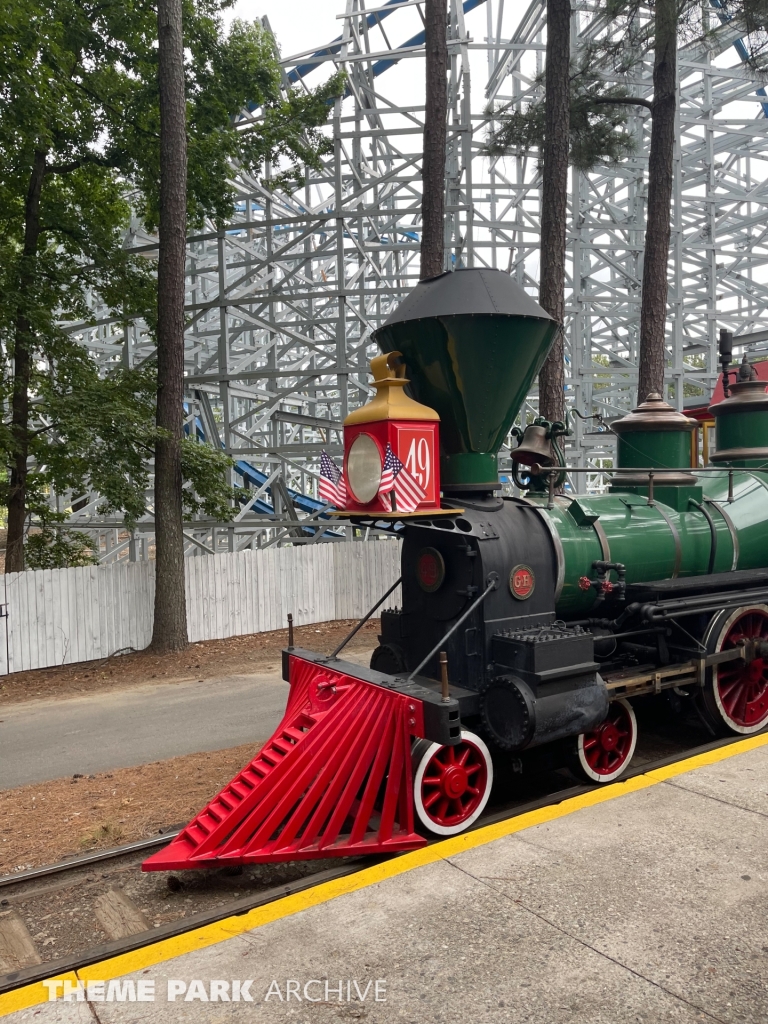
left=0, top=540, right=401, bottom=676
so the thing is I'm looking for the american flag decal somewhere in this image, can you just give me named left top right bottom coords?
left=319, top=451, right=346, bottom=508
left=378, top=443, right=426, bottom=513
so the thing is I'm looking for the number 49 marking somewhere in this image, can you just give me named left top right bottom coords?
left=405, top=437, right=431, bottom=490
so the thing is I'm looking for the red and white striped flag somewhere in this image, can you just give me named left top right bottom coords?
left=378, top=443, right=426, bottom=513
left=318, top=451, right=346, bottom=508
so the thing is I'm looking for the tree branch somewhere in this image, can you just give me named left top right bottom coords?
left=28, top=423, right=55, bottom=438
left=591, top=96, right=653, bottom=111
left=45, top=153, right=117, bottom=175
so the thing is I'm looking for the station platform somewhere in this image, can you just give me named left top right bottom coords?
left=2, top=734, right=767, bottom=1023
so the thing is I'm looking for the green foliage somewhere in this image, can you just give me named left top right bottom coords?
left=180, top=438, right=237, bottom=521
left=587, top=1, right=768, bottom=80
left=484, top=1, right=648, bottom=173
left=117, top=15, right=346, bottom=228
left=0, top=0, right=342, bottom=567
left=38, top=362, right=158, bottom=525
left=739, top=0, right=768, bottom=33
left=683, top=352, right=707, bottom=398
left=569, top=93, right=639, bottom=171
left=22, top=488, right=97, bottom=569
left=486, top=64, right=638, bottom=172
left=24, top=526, right=98, bottom=570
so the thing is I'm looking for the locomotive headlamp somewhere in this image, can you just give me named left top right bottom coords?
left=341, top=351, right=440, bottom=514
left=346, top=433, right=382, bottom=504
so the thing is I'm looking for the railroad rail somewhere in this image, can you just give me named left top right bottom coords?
left=0, top=829, right=183, bottom=893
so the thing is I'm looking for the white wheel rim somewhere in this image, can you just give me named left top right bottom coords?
left=577, top=698, right=637, bottom=783
left=412, top=730, right=493, bottom=836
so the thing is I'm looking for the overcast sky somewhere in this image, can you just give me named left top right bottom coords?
left=222, top=2, right=350, bottom=60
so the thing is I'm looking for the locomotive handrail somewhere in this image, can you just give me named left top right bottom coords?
left=528, top=464, right=745, bottom=475
left=405, top=572, right=500, bottom=683
left=527, top=463, right=740, bottom=507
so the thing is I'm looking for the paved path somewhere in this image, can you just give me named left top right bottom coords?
left=0, top=650, right=373, bottom=789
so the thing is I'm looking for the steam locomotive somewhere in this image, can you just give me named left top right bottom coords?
left=145, top=268, right=768, bottom=872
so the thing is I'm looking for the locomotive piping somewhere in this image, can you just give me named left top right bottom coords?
left=688, top=498, right=718, bottom=574
left=704, top=498, right=739, bottom=570
left=639, top=586, right=768, bottom=621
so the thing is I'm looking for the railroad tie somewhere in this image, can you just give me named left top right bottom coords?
left=94, top=889, right=151, bottom=941
left=0, top=909, right=42, bottom=973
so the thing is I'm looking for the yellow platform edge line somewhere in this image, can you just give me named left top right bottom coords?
left=2, top=731, right=766, bottom=1018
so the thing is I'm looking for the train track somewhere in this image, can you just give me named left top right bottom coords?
left=0, top=720, right=751, bottom=996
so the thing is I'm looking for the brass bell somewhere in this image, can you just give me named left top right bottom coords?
left=510, top=424, right=554, bottom=467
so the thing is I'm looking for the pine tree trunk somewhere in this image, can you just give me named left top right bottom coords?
left=538, top=0, right=570, bottom=425
left=420, top=0, right=448, bottom=280
left=6, top=150, right=46, bottom=574
left=638, top=0, right=676, bottom=402
left=151, top=0, right=188, bottom=651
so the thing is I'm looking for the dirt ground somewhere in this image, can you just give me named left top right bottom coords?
left=0, top=618, right=381, bottom=706
left=0, top=742, right=265, bottom=875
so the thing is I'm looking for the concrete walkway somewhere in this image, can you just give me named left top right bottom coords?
left=0, top=651, right=373, bottom=789
left=3, top=736, right=767, bottom=1023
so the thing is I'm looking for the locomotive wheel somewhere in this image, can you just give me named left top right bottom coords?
left=702, top=605, right=768, bottom=735
left=412, top=730, right=493, bottom=836
left=573, top=698, right=637, bottom=784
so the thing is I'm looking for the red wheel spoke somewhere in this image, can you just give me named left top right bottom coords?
left=734, top=689, right=749, bottom=721
left=721, top=694, right=739, bottom=717
left=719, top=677, right=742, bottom=695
